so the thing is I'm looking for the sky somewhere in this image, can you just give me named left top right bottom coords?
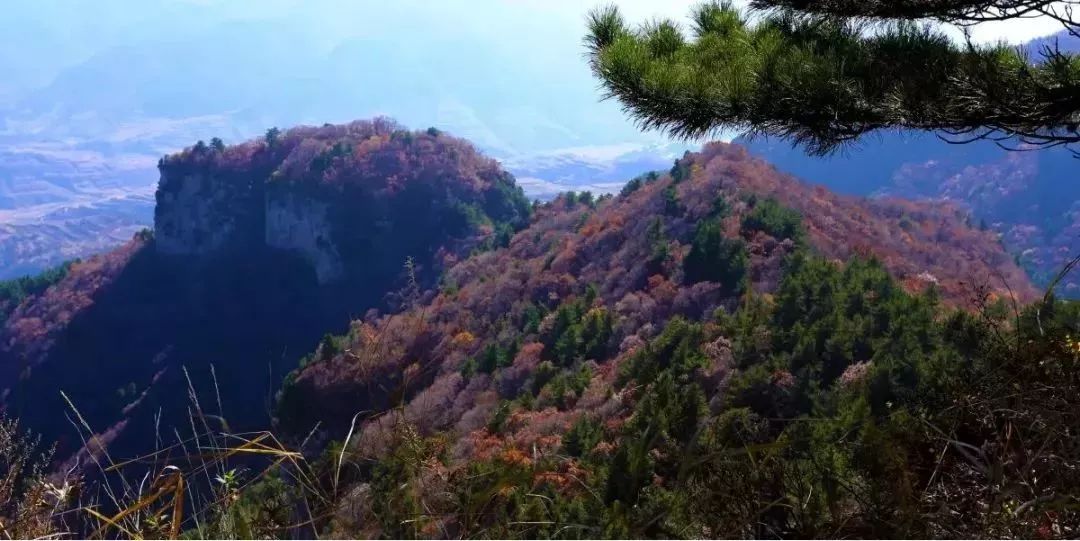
left=2, top=0, right=1067, bottom=109
left=528, top=0, right=1066, bottom=43
left=295, top=0, right=1068, bottom=44
left=0, top=0, right=1071, bottom=161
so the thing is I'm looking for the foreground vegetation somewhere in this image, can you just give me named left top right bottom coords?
left=329, top=256, right=1079, bottom=538
left=3, top=248, right=1077, bottom=538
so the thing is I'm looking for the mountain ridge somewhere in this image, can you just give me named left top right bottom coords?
left=276, top=139, right=1036, bottom=437
left=0, top=121, right=1043, bottom=537
left=0, top=120, right=1038, bottom=466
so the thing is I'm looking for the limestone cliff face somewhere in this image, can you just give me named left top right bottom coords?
left=154, top=156, right=346, bottom=284
left=151, top=119, right=531, bottom=289
left=154, top=170, right=259, bottom=256
left=265, top=191, right=344, bottom=283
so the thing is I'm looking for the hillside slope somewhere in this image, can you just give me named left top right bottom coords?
left=265, top=142, right=1038, bottom=537
left=731, top=30, right=1080, bottom=294
left=279, top=141, right=1035, bottom=440
left=737, top=130, right=1078, bottom=293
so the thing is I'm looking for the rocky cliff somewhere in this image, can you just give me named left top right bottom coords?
left=264, top=191, right=344, bottom=283
left=153, top=119, right=530, bottom=286
left=154, top=164, right=346, bottom=283
left=0, top=118, right=532, bottom=464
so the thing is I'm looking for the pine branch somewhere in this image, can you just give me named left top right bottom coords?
left=586, top=1, right=1080, bottom=155
left=750, top=0, right=1076, bottom=24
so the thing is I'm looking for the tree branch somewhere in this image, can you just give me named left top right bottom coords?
left=586, top=1, right=1080, bottom=155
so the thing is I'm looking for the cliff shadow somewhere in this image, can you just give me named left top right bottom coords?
left=7, top=240, right=380, bottom=463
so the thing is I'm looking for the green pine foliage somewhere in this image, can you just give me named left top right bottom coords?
left=645, top=217, right=672, bottom=274
left=683, top=218, right=749, bottom=295
left=540, top=295, right=613, bottom=367
left=0, top=261, right=75, bottom=319
left=477, top=341, right=518, bottom=374
left=619, top=316, right=708, bottom=387
left=620, top=177, right=643, bottom=197
left=661, top=185, right=680, bottom=216
left=562, top=415, right=603, bottom=458
left=741, top=196, right=806, bottom=243
left=585, top=1, right=1080, bottom=155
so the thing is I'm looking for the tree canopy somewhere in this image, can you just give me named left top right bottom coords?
left=585, top=0, right=1080, bottom=154
left=753, top=0, right=1073, bottom=23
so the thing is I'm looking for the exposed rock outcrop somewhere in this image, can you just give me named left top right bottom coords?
left=265, top=191, right=344, bottom=283
left=155, top=170, right=259, bottom=256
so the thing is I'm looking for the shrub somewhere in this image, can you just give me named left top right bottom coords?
left=683, top=219, right=748, bottom=296
left=620, top=177, right=643, bottom=197
left=740, top=197, right=804, bottom=242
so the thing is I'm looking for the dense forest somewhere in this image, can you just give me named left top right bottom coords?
left=0, top=124, right=1062, bottom=538
left=307, top=253, right=1078, bottom=538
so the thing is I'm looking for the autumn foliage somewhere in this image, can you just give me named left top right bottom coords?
left=0, top=119, right=532, bottom=467
left=0, top=123, right=1049, bottom=538
left=280, top=141, right=1035, bottom=456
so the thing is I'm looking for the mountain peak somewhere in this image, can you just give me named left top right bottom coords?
left=0, top=119, right=532, bottom=463
left=155, top=118, right=531, bottom=282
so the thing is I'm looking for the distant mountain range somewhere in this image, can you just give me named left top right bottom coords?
left=0, top=13, right=1073, bottom=283
left=0, top=3, right=692, bottom=278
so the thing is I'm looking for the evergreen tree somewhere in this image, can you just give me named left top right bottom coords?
left=684, top=219, right=749, bottom=296
left=264, top=127, right=281, bottom=148
left=585, top=0, right=1080, bottom=155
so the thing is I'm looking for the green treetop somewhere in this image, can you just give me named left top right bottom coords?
left=585, top=0, right=1080, bottom=154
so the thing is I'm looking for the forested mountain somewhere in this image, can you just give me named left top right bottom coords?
left=0, top=121, right=1055, bottom=537
left=268, top=139, right=1048, bottom=538
left=734, top=31, right=1080, bottom=294
left=0, top=0, right=1075, bottom=534
left=278, top=140, right=1034, bottom=436
left=0, top=119, right=530, bottom=465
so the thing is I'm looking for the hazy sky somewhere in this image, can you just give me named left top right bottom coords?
left=3, top=0, right=1067, bottom=102
left=264, top=0, right=1067, bottom=44
left=130, top=0, right=1069, bottom=49
left=519, top=0, right=1067, bottom=44
left=1, top=0, right=1071, bottom=156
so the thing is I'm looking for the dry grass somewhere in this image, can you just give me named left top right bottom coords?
left=14, top=369, right=345, bottom=540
